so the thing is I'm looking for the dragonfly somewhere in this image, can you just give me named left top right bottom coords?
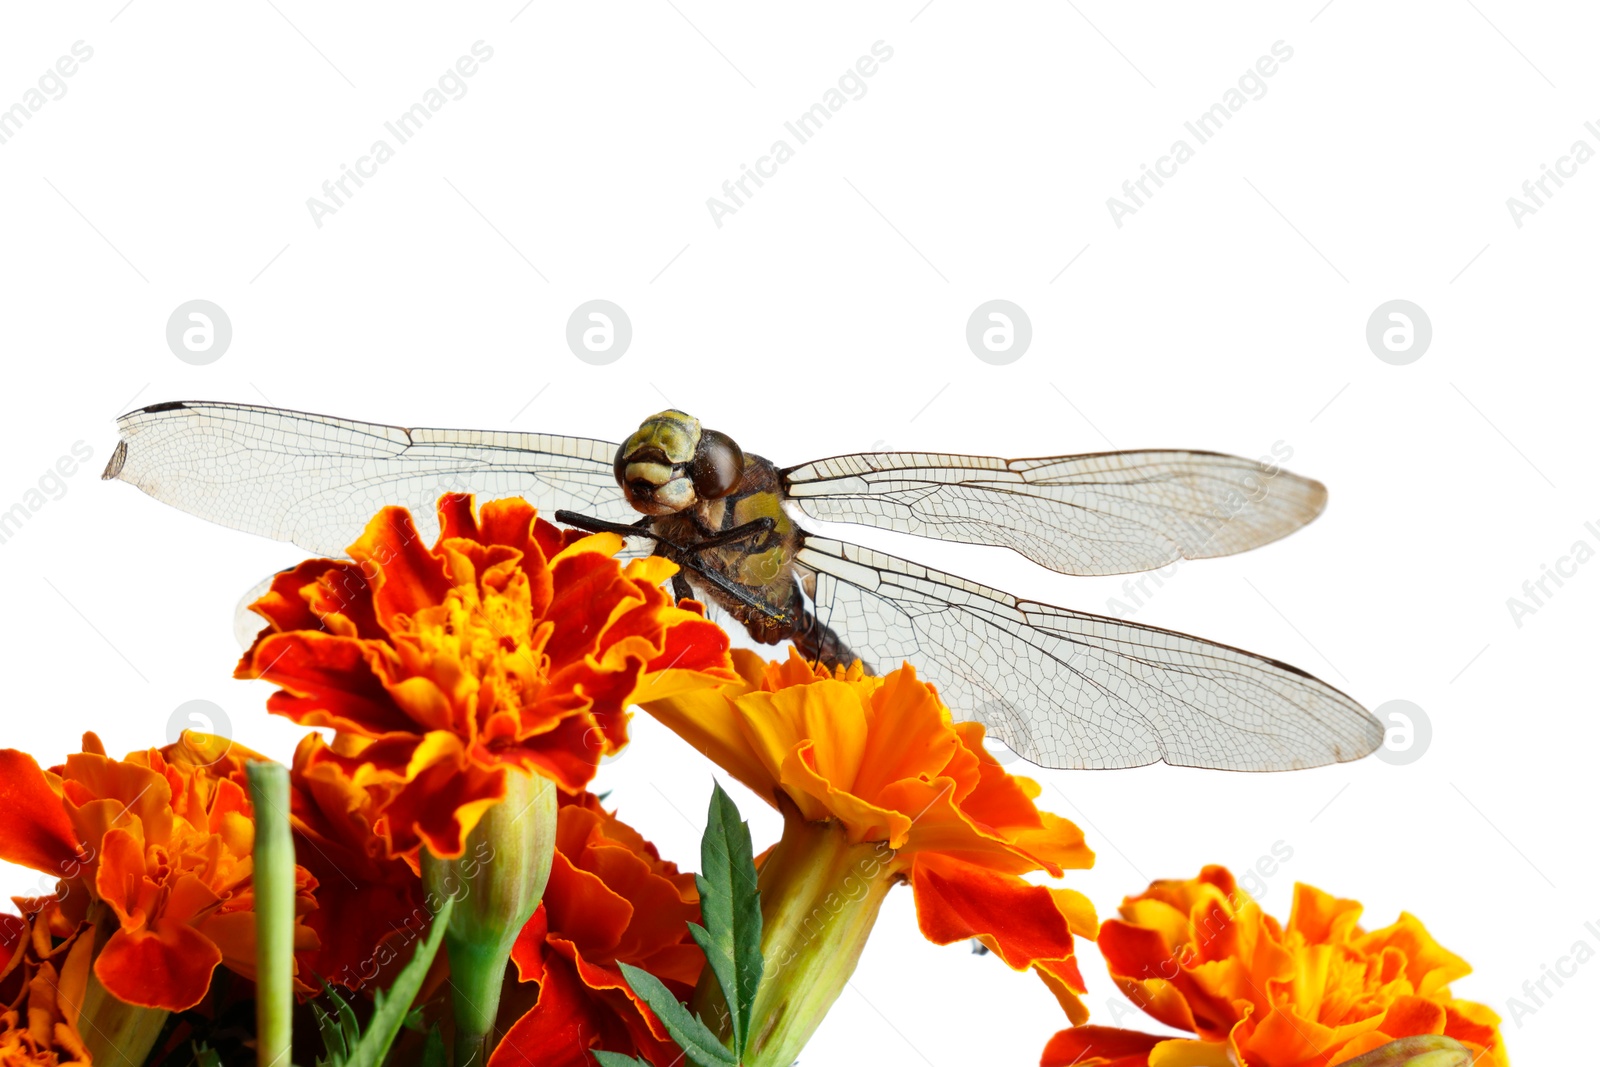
left=103, top=401, right=1383, bottom=773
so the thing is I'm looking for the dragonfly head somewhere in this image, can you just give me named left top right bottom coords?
left=615, top=410, right=745, bottom=516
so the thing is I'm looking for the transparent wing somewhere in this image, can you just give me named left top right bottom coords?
left=783, top=450, right=1327, bottom=576
left=104, top=402, right=636, bottom=557
left=797, top=537, right=1380, bottom=771
left=234, top=572, right=276, bottom=649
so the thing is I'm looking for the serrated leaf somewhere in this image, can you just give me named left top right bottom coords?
left=616, top=962, right=737, bottom=1067
left=315, top=895, right=454, bottom=1067
left=313, top=983, right=361, bottom=1065
left=591, top=1052, right=653, bottom=1066
left=693, top=781, right=765, bottom=1056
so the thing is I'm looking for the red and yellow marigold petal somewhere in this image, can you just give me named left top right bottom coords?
left=93, top=921, right=224, bottom=1011
left=245, top=558, right=381, bottom=639
left=1035, top=957, right=1092, bottom=1026
left=380, top=736, right=508, bottom=859
left=1355, top=912, right=1472, bottom=997
left=911, top=854, right=1079, bottom=971
left=248, top=632, right=416, bottom=736
left=490, top=949, right=609, bottom=1067
left=1148, top=1037, right=1237, bottom=1067
left=0, top=751, right=80, bottom=874
left=540, top=852, right=633, bottom=962
left=1442, top=999, right=1508, bottom=1067
left=780, top=741, right=912, bottom=847
left=350, top=508, right=454, bottom=627
left=1040, top=1026, right=1166, bottom=1067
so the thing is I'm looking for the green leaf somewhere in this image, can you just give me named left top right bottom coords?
left=313, top=983, right=361, bottom=1065
left=416, top=1024, right=448, bottom=1067
left=192, top=1044, right=223, bottom=1067
left=691, top=781, right=765, bottom=1056
left=314, top=895, right=454, bottom=1067
left=591, top=1052, right=653, bottom=1067
left=616, top=962, right=737, bottom=1067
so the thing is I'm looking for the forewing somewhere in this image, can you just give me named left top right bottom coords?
left=105, top=402, right=635, bottom=556
left=784, top=450, right=1327, bottom=576
left=796, top=537, right=1381, bottom=771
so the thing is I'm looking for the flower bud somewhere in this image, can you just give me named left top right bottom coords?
left=422, top=768, right=557, bottom=1066
left=701, top=808, right=896, bottom=1067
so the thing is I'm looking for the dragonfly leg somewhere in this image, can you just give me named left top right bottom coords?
left=552, top=510, right=659, bottom=542
left=679, top=517, right=776, bottom=557
left=555, top=510, right=791, bottom=632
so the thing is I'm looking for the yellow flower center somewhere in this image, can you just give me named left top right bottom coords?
left=404, top=569, right=552, bottom=733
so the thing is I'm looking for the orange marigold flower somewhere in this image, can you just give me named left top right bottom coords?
left=0, top=911, right=93, bottom=1065
left=0, top=734, right=319, bottom=1013
left=235, top=494, right=734, bottom=861
left=280, top=732, right=431, bottom=992
left=642, top=649, right=1097, bottom=1064
left=491, top=792, right=703, bottom=1067
left=1041, top=865, right=1508, bottom=1067
left=180, top=730, right=428, bottom=994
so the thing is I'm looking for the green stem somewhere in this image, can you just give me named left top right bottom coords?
left=246, top=760, right=295, bottom=1067
left=696, top=815, right=896, bottom=1067
left=422, top=770, right=558, bottom=1066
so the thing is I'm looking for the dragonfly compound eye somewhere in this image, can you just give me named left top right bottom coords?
left=691, top=430, right=745, bottom=499
left=614, top=443, right=698, bottom=514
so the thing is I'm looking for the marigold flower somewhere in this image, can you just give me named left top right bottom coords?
left=1041, top=865, right=1507, bottom=1067
left=0, top=911, right=93, bottom=1065
left=179, top=730, right=427, bottom=994
left=491, top=792, right=704, bottom=1067
left=642, top=649, right=1097, bottom=1065
left=235, top=494, right=733, bottom=862
left=0, top=734, right=318, bottom=1013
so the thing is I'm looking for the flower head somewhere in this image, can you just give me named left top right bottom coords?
left=1041, top=865, right=1507, bottom=1067
left=645, top=649, right=1094, bottom=879
left=235, top=494, right=733, bottom=861
left=0, top=911, right=93, bottom=1065
left=177, top=730, right=428, bottom=994
left=0, top=734, right=318, bottom=1013
left=643, top=649, right=1098, bottom=1062
left=492, top=792, right=703, bottom=1066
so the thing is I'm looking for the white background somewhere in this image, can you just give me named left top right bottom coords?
left=1, top=3, right=1594, bottom=1063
